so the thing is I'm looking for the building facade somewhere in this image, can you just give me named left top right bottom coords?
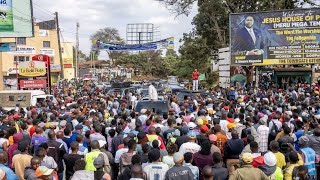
left=0, top=21, right=61, bottom=90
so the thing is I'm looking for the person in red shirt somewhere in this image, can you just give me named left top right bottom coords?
left=192, top=69, right=200, bottom=91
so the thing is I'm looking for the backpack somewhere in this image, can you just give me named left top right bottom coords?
left=268, top=121, right=280, bottom=143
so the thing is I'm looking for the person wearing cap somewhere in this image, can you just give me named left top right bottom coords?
left=138, top=109, right=148, bottom=125
left=164, top=152, right=194, bottom=180
left=35, top=166, right=54, bottom=180
left=296, top=136, right=317, bottom=178
left=258, top=152, right=283, bottom=180
left=179, top=131, right=201, bottom=155
left=143, top=149, right=169, bottom=180
left=229, top=153, right=269, bottom=180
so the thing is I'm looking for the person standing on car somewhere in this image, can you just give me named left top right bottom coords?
left=149, top=82, right=158, bottom=101
left=192, top=69, right=199, bottom=91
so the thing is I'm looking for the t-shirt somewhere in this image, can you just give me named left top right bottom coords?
left=143, top=162, right=169, bottom=180
left=162, top=155, right=174, bottom=168
left=12, top=154, right=33, bottom=180
left=165, top=165, right=194, bottom=180
left=274, top=151, right=286, bottom=169
left=31, top=135, right=47, bottom=154
left=63, top=154, right=84, bottom=179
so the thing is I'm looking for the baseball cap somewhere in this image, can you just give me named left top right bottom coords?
left=94, top=154, right=105, bottom=169
left=75, top=124, right=83, bottom=130
left=242, top=153, right=253, bottom=164
left=176, top=118, right=182, bottom=124
left=200, top=125, right=209, bottom=133
left=36, top=166, right=54, bottom=177
left=263, top=152, right=276, bottom=166
left=187, top=122, right=197, bottom=130
left=98, top=140, right=107, bottom=148
left=197, top=119, right=203, bottom=126
left=209, top=134, right=217, bottom=142
left=188, top=131, right=197, bottom=139
left=227, top=123, right=236, bottom=129
left=173, top=152, right=184, bottom=163
left=59, top=120, right=67, bottom=127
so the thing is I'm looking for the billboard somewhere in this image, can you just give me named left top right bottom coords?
left=20, top=80, right=47, bottom=89
left=19, top=61, right=46, bottom=77
left=0, top=42, right=16, bottom=52
left=230, top=8, right=320, bottom=66
left=0, top=0, right=33, bottom=37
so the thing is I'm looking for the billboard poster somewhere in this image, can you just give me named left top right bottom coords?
left=230, top=8, right=320, bottom=66
left=20, top=80, right=47, bottom=89
left=0, top=0, right=33, bottom=37
left=19, top=61, right=46, bottom=77
left=0, top=0, right=13, bottom=32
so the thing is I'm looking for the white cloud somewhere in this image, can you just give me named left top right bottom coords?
left=32, top=0, right=197, bottom=58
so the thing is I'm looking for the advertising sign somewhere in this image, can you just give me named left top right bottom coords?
left=230, top=8, right=320, bottom=66
left=0, top=42, right=16, bottom=52
left=19, top=61, right=46, bottom=77
left=20, top=80, right=47, bottom=89
left=40, top=49, right=55, bottom=56
left=0, top=0, right=33, bottom=37
left=8, top=46, right=36, bottom=54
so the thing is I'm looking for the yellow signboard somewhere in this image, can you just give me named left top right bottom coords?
left=253, top=58, right=320, bottom=66
left=19, top=61, right=46, bottom=77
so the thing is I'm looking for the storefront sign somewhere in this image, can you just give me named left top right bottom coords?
left=8, top=46, right=36, bottom=54
left=50, top=64, right=61, bottom=72
left=20, top=80, right=47, bottom=88
left=40, top=49, right=55, bottom=56
left=7, top=67, right=18, bottom=75
left=64, top=64, right=72, bottom=68
left=19, top=61, right=46, bottom=77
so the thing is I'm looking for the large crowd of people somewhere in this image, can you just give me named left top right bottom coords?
left=0, top=80, right=319, bottom=180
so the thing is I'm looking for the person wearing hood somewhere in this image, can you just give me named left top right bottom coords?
left=24, top=157, right=41, bottom=180
left=224, top=131, right=244, bottom=175
left=7, top=133, right=23, bottom=168
left=258, top=152, right=283, bottom=180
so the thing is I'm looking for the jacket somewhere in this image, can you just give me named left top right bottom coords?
left=24, top=167, right=40, bottom=180
left=165, top=165, right=194, bottom=180
left=192, top=71, right=199, bottom=80
left=224, top=139, right=244, bottom=159
left=229, top=165, right=269, bottom=180
left=212, top=163, right=229, bottom=180
left=71, top=170, right=94, bottom=180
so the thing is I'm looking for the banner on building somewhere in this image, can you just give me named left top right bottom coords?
left=8, top=46, right=36, bottom=54
left=0, top=42, right=16, bottom=52
left=92, top=37, right=174, bottom=51
left=0, top=0, right=33, bottom=37
left=20, top=80, right=47, bottom=89
left=19, top=61, right=46, bottom=77
left=40, top=49, right=55, bottom=56
left=230, top=8, right=320, bottom=66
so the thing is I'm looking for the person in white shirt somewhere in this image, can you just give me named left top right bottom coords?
left=143, top=149, right=169, bottom=180
left=114, top=137, right=130, bottom=164
left=179, top=132, right=201, bottom=155
left=149, top=83, right=158, bottom=101
left=219, top=113, right=229, bottom=134
left=138, top=109, right=148, bottom=125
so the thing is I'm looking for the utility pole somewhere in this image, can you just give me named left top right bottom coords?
left=75, top=22, right=79, bottom=78
left=55, top=12, right=64, bottom=79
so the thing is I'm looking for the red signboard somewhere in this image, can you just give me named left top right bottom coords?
left=32, top=54, right=51, bottom=64
left=20, top=80, right=47, bottom=89
left=64, top=64, right=72, bottom=68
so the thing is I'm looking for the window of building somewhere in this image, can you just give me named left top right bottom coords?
left=43, top=41, right=50, bottom=48
left=17, top=37, right=26, bottom=45
left=14, top=56, right=30, bottom=63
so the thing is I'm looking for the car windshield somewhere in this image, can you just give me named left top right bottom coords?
left=135, top=101, right=169, bottom=114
